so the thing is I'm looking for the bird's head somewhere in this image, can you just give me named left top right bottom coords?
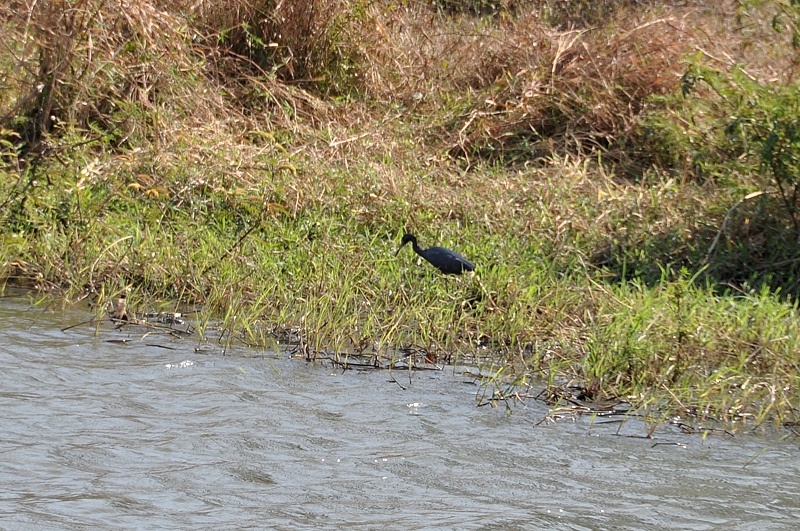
left=395, top=233, right=417, bottom=255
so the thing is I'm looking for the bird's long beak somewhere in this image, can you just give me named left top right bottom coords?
left=394, top=241, right=408, bottom=256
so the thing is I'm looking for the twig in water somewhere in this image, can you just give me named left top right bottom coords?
left=651, top=442, right=688, bottom=449
left=389, top=373, right=407, bottom=390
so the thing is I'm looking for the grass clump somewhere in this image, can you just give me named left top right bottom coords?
left=581, top=269, right=800, bottom=426
left=1, top=0, right=800, bottom=431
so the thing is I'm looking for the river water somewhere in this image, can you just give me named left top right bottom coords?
left=1, top=293, right=799, bottom=530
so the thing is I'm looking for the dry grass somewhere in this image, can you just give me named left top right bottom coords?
left=5, top=1, right=790, bottom=176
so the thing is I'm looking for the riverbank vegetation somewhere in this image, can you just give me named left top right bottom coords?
left=2, top=0, right=800, bottom=431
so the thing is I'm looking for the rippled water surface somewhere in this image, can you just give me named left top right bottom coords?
left=1, top=294, right=799, bottom=530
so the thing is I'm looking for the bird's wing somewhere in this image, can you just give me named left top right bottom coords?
left=425, top=247, right=474, bottom=272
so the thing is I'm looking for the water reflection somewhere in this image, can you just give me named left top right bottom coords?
left=0, top=294, right=798, bottom=530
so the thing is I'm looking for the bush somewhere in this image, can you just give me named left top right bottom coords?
left=197, top=0, right=369, bottom=96
left=1, top=0, right=197, bottom=148
left=646, top=62, right=800, bottom=233
left=445, top=7, right=687, bottom=165
left=623, top=0, right=800, bottom=295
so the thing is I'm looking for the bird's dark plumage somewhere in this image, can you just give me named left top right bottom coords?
left=395, top=233, right=475, bottom=275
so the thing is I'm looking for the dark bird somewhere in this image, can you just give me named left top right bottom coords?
left=395, top=233, right=475, bottom=275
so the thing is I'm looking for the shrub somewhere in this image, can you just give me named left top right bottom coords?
left=1, top=0, right=195, bottom=147
left=195, top=0, right=369, bottom=96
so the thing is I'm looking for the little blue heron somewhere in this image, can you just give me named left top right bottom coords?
left=395, top=233, right=475, bottom=275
